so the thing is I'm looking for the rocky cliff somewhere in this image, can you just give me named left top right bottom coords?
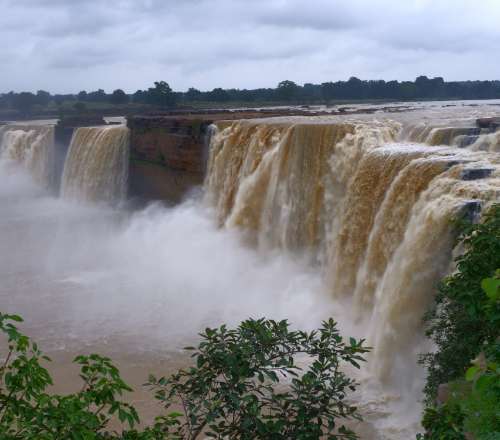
left=126, top=110, right=315, bottom=203
left=127, top=115, right=212, bottom=203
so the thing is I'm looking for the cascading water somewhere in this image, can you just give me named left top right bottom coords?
left=207, top=119, right=499, bottom=318
left=1, top=104, right=499, bottom=440
left=469, top=130, right=500, bottom=152
left=0, top=124, right=55, bottom=188
left=402, top=121, right=500, bottom=151
left=61, top=125, right=130, bottom=204
left=205, top=116, right=500, bottom=437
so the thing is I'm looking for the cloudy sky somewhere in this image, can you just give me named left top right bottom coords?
left=1, top=0, right=500, bottom=93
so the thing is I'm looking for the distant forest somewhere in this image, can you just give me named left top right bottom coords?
left=2, top=76, right=500, bottom=116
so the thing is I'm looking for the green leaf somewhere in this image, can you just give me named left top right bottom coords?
left=481, top=276, right=500, bottom=301
left=465, top=366, right=480, bottom=381
left=474, top=374, right=493, bottom=393
left=9, top=314, right=23, bottom=322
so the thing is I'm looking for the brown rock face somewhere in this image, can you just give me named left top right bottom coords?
left=128, top=116, right=209, bottom=174
left=476, top=117, right=500, bottom=130
left=127, top=116, right=213, bottom=203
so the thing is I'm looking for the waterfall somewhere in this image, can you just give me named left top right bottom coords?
left=205, top=117, right=500, bottom=384
left=402, top=122, right=500, bottom=151
left=61, top=125, right=130, bottom=204
left=469, top=130, right=500, bottom=152
left=0, top=124, right=55, bottom=188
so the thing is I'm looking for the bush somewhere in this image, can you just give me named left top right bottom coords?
left=147, top=318, right=369, bottom=439
left=416, top=403, right=466, bottom=440
left=418, top=336, right=500, bottom=440
left=0, top=313, right=157, bottom=439
left=458, top=273, right=500, bottom=439
left=418, top=204, right=500, bottom=439
left=419, top=204, right=500, bottom=402
left=1, top=314, right=368, bottom=439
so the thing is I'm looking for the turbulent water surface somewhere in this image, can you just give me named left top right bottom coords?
left=1, top=101, right=500, bottom=439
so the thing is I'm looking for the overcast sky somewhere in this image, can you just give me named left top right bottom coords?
left=2, top=0, right=500, bottom=93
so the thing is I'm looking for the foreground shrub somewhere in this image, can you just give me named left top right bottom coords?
left=148, top=318, right=369, bottom=439
left=0, top=312, right=161, bottom=439
left=1, top=313, right=368, bottom=439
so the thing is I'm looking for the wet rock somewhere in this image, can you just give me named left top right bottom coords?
left=445, top=159, right=469, bottom=169
left=455, top=135, right=479, bottom=148
left=459, top=200, right=482, bottom=223
left=127, top=117, right=209, bottom=202
left=429, top=127, right=480, bottom=146
left=461, top=168, right=494, bottom=181
left=463, top=127, right=481, bottom=136
left=476, top=117, right=500, bottom=131
left=436, top=383, right=450, bottom=405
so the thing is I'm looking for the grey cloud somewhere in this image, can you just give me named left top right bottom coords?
left=44, top=43, right=123, bottom=69
left=256, top=0, right=361, bottom=30
left=1, top=0, right=500, bottom=93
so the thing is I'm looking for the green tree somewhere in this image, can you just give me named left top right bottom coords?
left=276, top=80, right=300, bottom=101
left=35, top=90, right=51, bottom=107
left=77, top=90, right=88, bottom=101
left=146, top=81, right=176, bottom=108
left=207, top=87, right=229, bottom=102
left=87, top=89, right=107, bottom=103
left=11, top=92, right=37, bottom=115
left=185, top=87, right=202, bottom=101
left=110, top=89, right=129, bottom=105
left=73, top=101, right=87, bottom=114
left=148, top=318, right=369, bottom=440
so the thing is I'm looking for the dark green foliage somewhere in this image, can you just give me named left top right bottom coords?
left=3, top=76, right=500, bottom=115
left=276, top=80, right=300, bottom=101
left=10, top=92, right=38, bottom=115
left=73, top=101, right=87, bottom=114
left=0, top=312, right=155, bottom=439
left=416, top=403, right=466, bottom=440
left=419, top=338, right=500, bottom=440
left=145, top=81, right=176, bottom=108
left=1, top=314, right=367, bottom=439
left=418, top=206, right=500, bottom=440
left=147, top=318, right=369, bottom=440
left=419, top=204, right=500, bottom=401
left=459, top=287, right=500, bottom=439
left=110, top=89, right=129, bottom=105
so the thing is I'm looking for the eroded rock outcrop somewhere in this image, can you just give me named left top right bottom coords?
left=127, top=115, right=212, bottom=203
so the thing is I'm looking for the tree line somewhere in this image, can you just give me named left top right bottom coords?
left=2, top=76, right=500, bottom=114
